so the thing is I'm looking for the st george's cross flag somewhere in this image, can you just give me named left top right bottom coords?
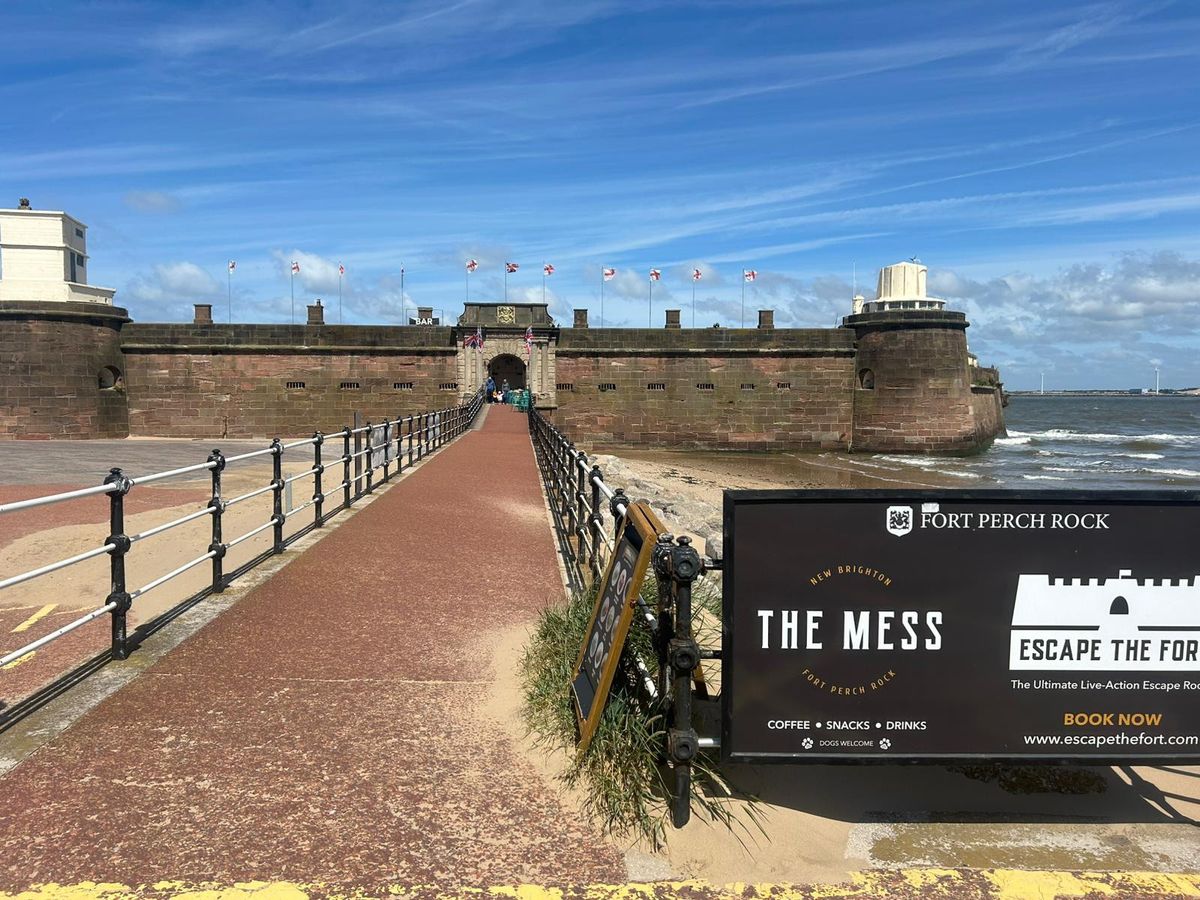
left=466, top=259, right=479, bottom=272
left=228, top=260, right=236, bottom=272
left=649, top=269, right=661, bottom=281
left=692, top=268, right=702, bottom=281
left=743, top=269, right=757, bottom=282
left=338, top=263, right=345, bottom=276
left=291, top=261, right=300, bottom=274
left=543, top=263, right=555, bottom=276
left=506, top=262, right=520, bottom=273
left=603, top=267, right=616, bottom=281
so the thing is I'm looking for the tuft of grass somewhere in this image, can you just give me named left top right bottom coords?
left=518, top=576, right=759, bottom=849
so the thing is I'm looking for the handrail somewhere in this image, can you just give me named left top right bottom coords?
left=0, top=388, right=486, bottom=683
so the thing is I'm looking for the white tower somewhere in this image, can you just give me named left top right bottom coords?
left=859, top=260, right=945, bottom=313
left=0, top=201, right=115, bottom=304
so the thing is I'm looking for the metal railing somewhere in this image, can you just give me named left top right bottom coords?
left=1, top=389, right=485, bottom=672
left=527, top=405, right=718, bottom=828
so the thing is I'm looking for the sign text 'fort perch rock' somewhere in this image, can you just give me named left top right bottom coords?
left=0, top=203, right=1005, bottom=453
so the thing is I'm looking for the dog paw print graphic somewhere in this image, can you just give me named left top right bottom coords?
left=801, top=737, right=814, bottom=750
left=878, top=738, right=892, bottom=751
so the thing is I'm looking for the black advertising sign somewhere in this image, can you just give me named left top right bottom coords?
left=722, top=490, right=1200, bottom=762
left=572, top=501, right=664, bottom=753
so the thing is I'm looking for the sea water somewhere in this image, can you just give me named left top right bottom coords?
left=856, top=395, right=1200, bottom=489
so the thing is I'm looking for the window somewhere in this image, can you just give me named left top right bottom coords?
left=556, top=382, right=575, bottom=391
left=696, top=382, right=715, bottom=391
left=859, top=368, right=875, bottom=390
left=98, top=366, right=123, bottom=390
left=776, top=382, right=792, bottom=391
left=394, top=382, right=414, bottom=390
left=647, top=382, right=666, bottom=391
left=439, top=382, right=459, bottom=390
left=339, top=381, right=360, bottom=390
left=286, top=381, right=306, bottom=389
left=75, top=227, right=84, bottom=238
left=599, top=382, right=617, bottom=392
left=741, top=383, right=756, bottom=390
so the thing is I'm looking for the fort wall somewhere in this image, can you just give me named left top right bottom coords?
left=552, top=328, right=856, bottom=449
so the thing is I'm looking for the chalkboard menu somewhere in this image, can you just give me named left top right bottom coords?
left=572, top=501, right=664, bottom=752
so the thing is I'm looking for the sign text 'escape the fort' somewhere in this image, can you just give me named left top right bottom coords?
left=722, top=490, right=1200, bottom=762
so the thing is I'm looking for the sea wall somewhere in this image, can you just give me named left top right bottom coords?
left=121, top=324, right=460, bottom=438
left=552, top=327, right=856, bottom=450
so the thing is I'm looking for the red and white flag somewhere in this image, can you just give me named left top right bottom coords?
left=692, top=267, right=703, bottom=281
left=603, top=267, right=616, bottom=281
left=524, top=325, right=534, bottom=355
left=506, top=262, right=520, bottom=273
left=227, top=260, right=236, bottom=272
left=743, top=269, right=757, bottom=282
left=649, top=268, right=661, bottom=281
left=338, top=263, right=345, bottom=276
left=290, top=261, right=300, bottom=274
left=543, top=263, right=555, bottom=276
left=466, top=259, right=479, bottom=272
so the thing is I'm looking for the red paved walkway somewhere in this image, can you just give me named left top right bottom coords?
left=0, top=407, right=624, bottom=895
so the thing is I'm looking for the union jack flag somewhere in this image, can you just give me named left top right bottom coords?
left=464, top=326, right=484, bottom=352
left=227, top=260, right=236, bottom=272
left=692, top=268, right=702, bottom=281
left=524, top=325, right=533, bottom=355
left=743, top=269, right=757, bottom=282
left=466, top=259, right=479, bottom=272
left=603, top=267, right=616, bottom=281
left=291, top=261, right=300, bottom=274
left=543, top=263, right=554, bottom=276
left=506, top=262, right=519, bottom=273
left=649, top=269, right=661, bottom=281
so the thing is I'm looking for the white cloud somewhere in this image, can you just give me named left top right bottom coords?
left=123, top=261, right=222, bottom=319
left=273, top=249, right=343, bottom=293
left=123, top=190, right=182, bottom=213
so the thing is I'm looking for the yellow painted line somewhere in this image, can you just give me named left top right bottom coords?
left=0, top=650, right=35, bottom=671
left=2, top=871, right=1200, bottom=900
left=12, top=603, right=57, bottom=633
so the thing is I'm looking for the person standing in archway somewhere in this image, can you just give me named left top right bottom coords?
left=501, top=378, right=510, bottom=402
left=486, top=374, right=496, bottom=402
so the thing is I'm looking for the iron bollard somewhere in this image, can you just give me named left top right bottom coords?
left=103, top=468, right=134, bottom=660
left=271, top=437, right=285, bottom=553
left=207, top=449, right=227, bottom=592
left=662, top=535, right=702, bottom=828
left=313, top=431, right=325, bottom=527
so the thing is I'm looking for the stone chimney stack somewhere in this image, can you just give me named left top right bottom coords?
left=757, top=309, right=774, bottom=329
left=573, top=308, right=589, bottom=328
left=307, top=299, right=325, bottom=325
left=418, top=306, right=433, bottom=321
left=665, top=309, right=681, bottom=329
left=193, top=303, right=213, bottom=325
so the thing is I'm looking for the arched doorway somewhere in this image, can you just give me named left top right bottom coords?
left=489, top=353, right=527, bottom=390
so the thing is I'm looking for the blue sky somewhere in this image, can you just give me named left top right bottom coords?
left=2, top=0, right=1199, bottom=389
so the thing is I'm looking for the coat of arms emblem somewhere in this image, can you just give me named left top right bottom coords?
left=497, top=305, right=516, bottom=324
left=886, top=505, right=913, bottom=537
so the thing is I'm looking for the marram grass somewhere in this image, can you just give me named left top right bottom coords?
left=518, top=576, right=759, bottom=849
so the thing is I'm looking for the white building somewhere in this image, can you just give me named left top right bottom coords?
left=0, top=201, right=115, bottom=305
left=852, top=260, right=945, bottom=315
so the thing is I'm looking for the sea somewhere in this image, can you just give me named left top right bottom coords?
left=851, top=395, right=1200, bottom=490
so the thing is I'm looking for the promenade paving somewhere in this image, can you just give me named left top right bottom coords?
left=0, top=406, right=625, bottom=895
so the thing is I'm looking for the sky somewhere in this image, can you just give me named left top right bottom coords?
left=2, top=0, right=1199, bottom=390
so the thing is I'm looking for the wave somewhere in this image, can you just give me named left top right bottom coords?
left=1119, top=452, right=1165, bottom=460
left=1145, top=468, right=1200, bottom=479
left=1022, top=474, right=1067, bottom=481
left=1006, top=429, right=1200, bottom=446
left=994, top=436, right=1031, bottom=446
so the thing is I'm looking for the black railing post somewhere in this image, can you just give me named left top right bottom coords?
left=271, top=437, right=284, bottom=553
left=313, top=431, right=325, bottom=527
left=342, top=426, right=352, bottom=509
left=574, top=449, right=587, bottom=565
left=665, top=535, right=702, bottom=828
left=104, top=468, right=134, bottom=660
left=353, top=414, right=363, bottom=500
left=365, top=421, right=374, bottom=494
left=588, top=464, right=603, bottom=582
left=207, top=449, right=227, bottom=593
left=407, top=415, right=415, bottom=467
left=396, top=414, right=405, bottom=473
left=383, top=420, right=391, bottom=482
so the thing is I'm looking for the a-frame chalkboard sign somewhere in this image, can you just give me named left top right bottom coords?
left=571, top=500, right=665, bottom=753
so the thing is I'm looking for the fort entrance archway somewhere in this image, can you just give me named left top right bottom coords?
left=489, top=353, right=526, bottom=390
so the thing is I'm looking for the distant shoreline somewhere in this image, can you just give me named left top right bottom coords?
left=1008, top=390, right=1200, bottom=397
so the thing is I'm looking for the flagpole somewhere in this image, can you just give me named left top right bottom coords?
left=400, top=264, right=405, bottom=309
left=740, top=265, right=746, bottom=328
left=692, top=280, right=696, bottom=329
left=504, top=264, right=508, bottom=302
left=338, top=270, right=343, bottom=324
left=290, top=270, right=295, bottom=326
left=466, top=267, right=469, bottom=304
left=648, top=276, right=653, bottom=327
left=600, top=270, right=604, bottom=329
left=542, top=261, right=546, bottom=305
left=227, top=266, right=232, bottom=324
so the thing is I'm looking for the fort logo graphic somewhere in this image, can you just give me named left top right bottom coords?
left=886, top=505, right=914, bottom=537
left=1009, top=569, right=1200, bottom=672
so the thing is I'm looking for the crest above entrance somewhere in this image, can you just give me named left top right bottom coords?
left=457, top=302, right=555, bottom=328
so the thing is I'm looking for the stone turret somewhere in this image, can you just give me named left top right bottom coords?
left=0, top=203, right=116, bottom=305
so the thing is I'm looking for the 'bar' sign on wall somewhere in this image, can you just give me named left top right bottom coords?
left=722, top=489, right=1200, bottom=763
